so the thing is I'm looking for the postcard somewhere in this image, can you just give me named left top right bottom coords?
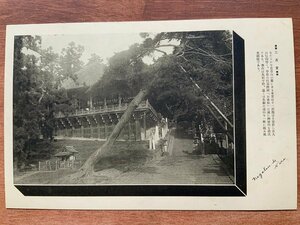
left=4, top=18, right=297, bottom=210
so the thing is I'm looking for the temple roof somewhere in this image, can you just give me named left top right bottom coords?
left=54, top=146, right=78, bottom=157
left=64, top=146, right=79, bottom=153
left=54, top=151, right=72, bottom=157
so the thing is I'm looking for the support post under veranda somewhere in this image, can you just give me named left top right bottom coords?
left=66, top=88, right=150, bottom=180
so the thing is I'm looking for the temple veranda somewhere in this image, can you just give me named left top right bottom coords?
left=54, top=99, right=169, bottom=149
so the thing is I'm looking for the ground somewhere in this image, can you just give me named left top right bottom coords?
left=14, top=128, right=233, bottom=185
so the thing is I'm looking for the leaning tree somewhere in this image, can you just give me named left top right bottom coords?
left=66, top=30, right=233, bottom=180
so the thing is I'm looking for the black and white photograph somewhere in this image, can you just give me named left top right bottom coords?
left=12, top=30, right=239, bottom=187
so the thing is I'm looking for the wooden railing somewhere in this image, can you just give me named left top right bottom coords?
left=54, top=100, right=158, bottom=119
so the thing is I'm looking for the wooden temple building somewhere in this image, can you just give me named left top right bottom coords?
left=53, top=87, right=168, bottom=144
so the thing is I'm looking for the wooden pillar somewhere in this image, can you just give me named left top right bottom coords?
left=104, top=123, right=108, bottom=139
left=155, top=126, right=159, bottom=143
left=118, top=95, right=122, bottom=108
left=97, top=124, right=100, bottom=139
left=100, top=115, right=105, bottom=139
left=135, top=120, right=140, bottom=140
left=90, top=125, right=93, bottom=138
left=143, top=111, right=147, bottom=140
left=81, top=125, right=84, bottom=137
left=104, top=98, right=107, bottom=109
left=89, top=95, right=93, bottom=108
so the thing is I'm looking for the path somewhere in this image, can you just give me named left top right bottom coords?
left=14, top=171, right=40, bottom=183
left=94, top=128, right=233, bottom=184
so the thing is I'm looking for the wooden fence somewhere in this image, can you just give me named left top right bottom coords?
left=38, top=160, right=82, bottom=171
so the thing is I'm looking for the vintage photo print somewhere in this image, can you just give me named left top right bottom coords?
left=5, top=19, right=296, bottom=210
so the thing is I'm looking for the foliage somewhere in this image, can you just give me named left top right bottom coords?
left=87, top=53, right=103, bottom=65
left=13, top=36, right=84, bottom=168
left=144, top=31, right=233, bottom=129
left=59, top=42, right=84, bottom=86
left=89, top=44, right=151, bottom=99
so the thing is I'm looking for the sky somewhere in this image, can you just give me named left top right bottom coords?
left=40, top=33, right=173, bottom=65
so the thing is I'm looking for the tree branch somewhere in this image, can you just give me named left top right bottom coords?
left=178, top=64, right=233, bottom=128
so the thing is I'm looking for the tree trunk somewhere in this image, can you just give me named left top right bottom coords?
left=78, top=88, right=149, bottom=176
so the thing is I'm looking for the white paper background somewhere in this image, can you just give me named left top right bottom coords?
left=4, top=18, right=297, bottom=210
